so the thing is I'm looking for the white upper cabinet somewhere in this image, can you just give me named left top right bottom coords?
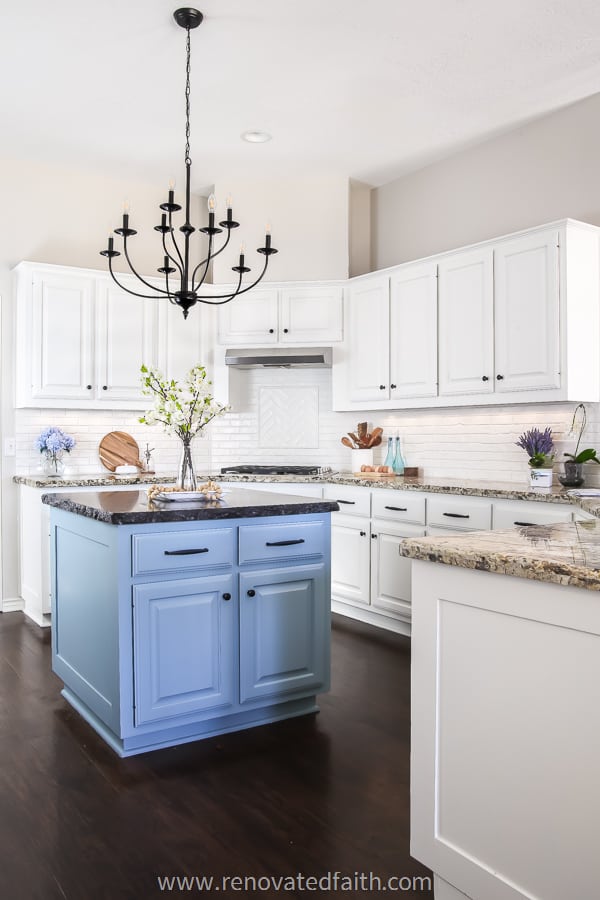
left=279, top=285, right=343, bottom=343
left=217, top=289, right=279, bottom=345
left=95, top=278, right=157, bottom=403
left=333, top=219, right=600, bottom=411
left=347, top=275, right=390, bottom=402
left=15, top=262, right=161, bottom=409
left=438, top=247, right=494, bottom=396
left=390, top=262, right=438, bottom=399
left=217, top=283, right=343, bottom=346
left=494, top=229, right=560, bottom=392
left=28, top=269, right=95, bottom=403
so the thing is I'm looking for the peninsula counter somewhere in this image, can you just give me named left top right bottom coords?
left=401, top=519, right=600, bottom=900
left=43, top=488, right=337, bottom=757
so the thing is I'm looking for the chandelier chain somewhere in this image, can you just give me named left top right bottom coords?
left=185, top=27, right=191, bottom=165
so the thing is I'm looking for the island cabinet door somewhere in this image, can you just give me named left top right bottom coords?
left=132, top=574, right=235, bottom=726
left=238, top=563, right=329, bottom=704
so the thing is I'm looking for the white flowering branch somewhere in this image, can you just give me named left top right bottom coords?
left=139, top=364, right=229, bottom=441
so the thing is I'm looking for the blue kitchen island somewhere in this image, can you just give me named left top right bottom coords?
left=43, top=488, right=338, bottom=757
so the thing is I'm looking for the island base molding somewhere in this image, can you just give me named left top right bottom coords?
left=62, top=687, right=319, bottom=758
left=410, top=560, right=600, bottom=900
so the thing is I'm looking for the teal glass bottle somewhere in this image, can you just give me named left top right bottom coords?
left=383, top=436, right=395, bottom=469
left=393, top=436, right=405, bottom=474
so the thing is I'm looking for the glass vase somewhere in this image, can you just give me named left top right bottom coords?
left=43, top=452, right=65, bottom=478
left=393, top=436, right=405, bottom=475
left=558, top=461, right=584, bottom=488
left=177, top=436, right=197, bottom=491
left=383, top=437, right=395, bottom=469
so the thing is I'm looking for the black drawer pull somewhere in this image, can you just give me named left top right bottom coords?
left=442, top=512, right=470, bottom=519
left=265, top=539, right=305, bottom=547
left=336, top=499, right=356, bottom=505
left=385, top=505, right=408, bottom=511
left=514, top=521, right=536, bottom=527
left=164, top=548, right=209, bottom=556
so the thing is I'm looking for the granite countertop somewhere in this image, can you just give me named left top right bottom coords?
left=16, top=471, right=583, bottom=505
left=14, top=473, right=176, bottom=488
left=41, top=488, right=339, bottom=525
left=400, top=518, right=600, bottom=591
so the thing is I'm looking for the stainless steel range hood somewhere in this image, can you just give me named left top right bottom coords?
left=225, top=347, right=332, bottom=368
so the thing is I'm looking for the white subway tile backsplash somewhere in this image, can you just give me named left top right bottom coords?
left=15, top=371, right=600, bottom=483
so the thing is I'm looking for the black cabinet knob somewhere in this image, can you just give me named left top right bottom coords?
left=379, top=384, right=386, bottom=390
left=482, top=375, right=489, bottom=382
left=371, top=533, right=377, bottom=539
left=102, top=385, right=108, bottom=390
left=496, top=374, right=504, bottom=380
left=247, top=589, right=256, bottom=597
left=86, top=384, right=92, bottom=390
left=269, top=328, right=274, bottom=334
left=283, top=328, right=289, bottom=333
left=390, top=383, right=397, bottom=389
left=222, top=593, right=231, bottom=601
left=360, top=530, right=366, bottom=536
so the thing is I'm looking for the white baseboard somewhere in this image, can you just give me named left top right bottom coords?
left=2, top=597, right=24, bottom=614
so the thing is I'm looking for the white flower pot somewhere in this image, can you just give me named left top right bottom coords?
left=351, top=448, right=374, bottom=472
left=529, top=467, right=553, bottom=488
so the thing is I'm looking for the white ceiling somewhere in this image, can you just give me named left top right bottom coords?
left=4, top=0, right=600, bottom=191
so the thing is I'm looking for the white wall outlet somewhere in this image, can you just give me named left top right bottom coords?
left=4, top=438, right=16, bottom=457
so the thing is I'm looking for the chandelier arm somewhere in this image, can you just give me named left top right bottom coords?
left=191, top=229, right=232, bottom=290
left=161, top=233, right=184, bottom=278
left=196, top=273, right=244, bottom=305
left=122, top=239, right=172, bottom=295
left=108, top=258, right=169, bottom=300
left=198, top=258, right=270, bottom=301
left=168, top=211, right=186, bottom=271
left=191, top=231, right=215, bottom=292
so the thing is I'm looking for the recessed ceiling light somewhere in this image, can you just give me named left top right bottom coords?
left=241, top=130, right=272, bottom=143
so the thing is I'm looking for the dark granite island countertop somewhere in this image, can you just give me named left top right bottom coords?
left=41, top=488, right=339, bottom=524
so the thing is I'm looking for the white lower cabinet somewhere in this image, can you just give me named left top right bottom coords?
left=370, top=519, right=426, bottom=620
left=330, top=514, right=371, bottom=608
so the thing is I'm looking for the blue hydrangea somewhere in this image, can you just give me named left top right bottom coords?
left=35, top=427, right=76, bottom=454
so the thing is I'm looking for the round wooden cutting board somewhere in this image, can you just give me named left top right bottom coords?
left=98, top=431, right=142, bottom=471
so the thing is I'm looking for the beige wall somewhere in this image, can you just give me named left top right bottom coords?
left=212, top=175, right=349, bottom=283
left=349, top=180, right=372, bottom=277
left=372, top=91, right=600, bottom=268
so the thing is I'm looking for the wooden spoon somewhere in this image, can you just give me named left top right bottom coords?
left=341, top=436, right=355, bottom=449
left=357, top=422, right=368, bottom=440
left=348, top=432, right=361, bottom=446
left=366, top=427, right=383, bottom=448
left=370, top=435, right=382, bottom=448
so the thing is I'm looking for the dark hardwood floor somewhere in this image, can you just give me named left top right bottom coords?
left=0, top=612, right=433, bottom=899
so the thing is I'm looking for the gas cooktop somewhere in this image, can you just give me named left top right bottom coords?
left=221, top=465, right=334, bottom=476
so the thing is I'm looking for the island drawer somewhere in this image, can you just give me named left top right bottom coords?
left=426, top=495, right=492, bottom=531
left=371, top=490, right=426, bottom=524
left=239, top=521, right=326, bottom=564
left=132, top=528, right=234, bottom=576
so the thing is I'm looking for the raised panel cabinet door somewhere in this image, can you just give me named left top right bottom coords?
left=95, top=278, right=158, bottom=402
left=330, top=514, right=371, bottom=607
left=494, top=230, right=560, bottom=392
left=348, top=276, right=390, bottom=401
left=390, top=262, right=438, bottom=399
left=30, top=271, right=94, bottom=400
left=133, top=573, right=235, bottom=726
left=370, top=520, right=426, bottom=620
left=279, top=285, right=343, bottom=342
left=238, top=562, right=329, bottom=703
left=438, top=248, right=494, bottom=396
left=217, top=289, right=279, bottom=344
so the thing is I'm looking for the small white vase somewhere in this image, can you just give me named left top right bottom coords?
left=351, top=448, right=374, bottom=472
left=529, top=467, right=553, bottom=488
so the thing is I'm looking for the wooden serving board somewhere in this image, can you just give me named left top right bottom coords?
left=98, top=431, right=142, bottom=471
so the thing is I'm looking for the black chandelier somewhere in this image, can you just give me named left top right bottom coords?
left=100, top=7, right=277, bottom=319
